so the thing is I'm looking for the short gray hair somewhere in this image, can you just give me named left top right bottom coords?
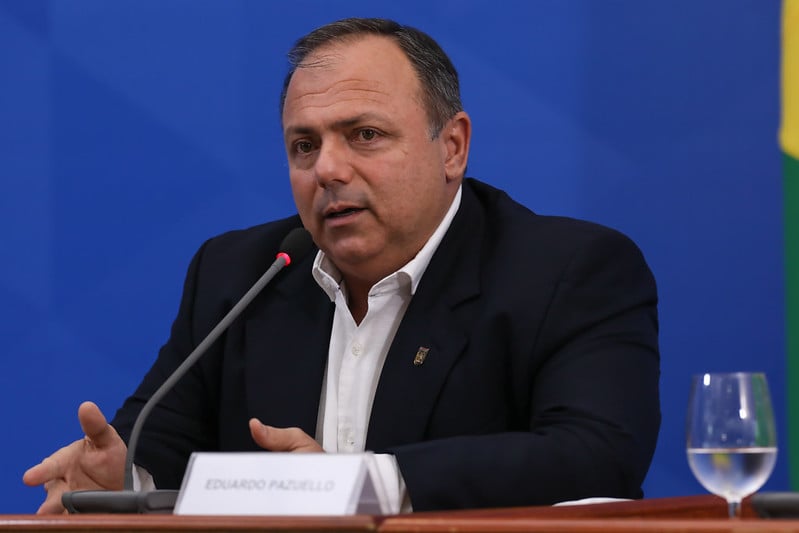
left=279, top=18, right=463, bottom=138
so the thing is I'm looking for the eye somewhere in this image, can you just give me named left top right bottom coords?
left=356, top=129, right=378, bottom=142
left=294, top=140, right=314, bottom=155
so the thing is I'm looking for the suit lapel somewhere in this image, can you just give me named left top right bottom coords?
left=243, top=252, right=333, bottom=437
left=366, top=184, right=485, bottom=450
left=238, top=182, right=486, bottom=449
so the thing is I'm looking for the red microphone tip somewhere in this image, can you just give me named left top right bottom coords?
left=276, top=252, right=291, bottom=266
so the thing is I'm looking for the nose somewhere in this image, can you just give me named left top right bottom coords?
left=314, top=138, right=352, bottom=187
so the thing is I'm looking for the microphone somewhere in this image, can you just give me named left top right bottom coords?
left=62, top=227, right=314, bottom=513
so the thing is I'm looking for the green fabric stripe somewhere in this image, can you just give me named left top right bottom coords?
left=788, top=153, right=799, bottom=489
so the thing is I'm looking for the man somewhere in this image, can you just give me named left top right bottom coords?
left=24, top=18, right=660, bottom=513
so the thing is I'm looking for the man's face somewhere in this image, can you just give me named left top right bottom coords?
left=282, top=35, right=467, bottom=286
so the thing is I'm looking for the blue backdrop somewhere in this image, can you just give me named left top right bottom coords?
left=0, top=0, right=785, bottom=513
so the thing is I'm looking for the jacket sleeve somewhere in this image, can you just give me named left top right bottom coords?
left=110, top=238, right=223, bottom=489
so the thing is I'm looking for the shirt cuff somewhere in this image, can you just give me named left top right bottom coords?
left=132, top=464, right=156, bottom=492
left=369, top=453, right=412, bottom=514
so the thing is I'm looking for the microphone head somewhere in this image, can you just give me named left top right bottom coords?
left=278, top=227, right=314, bottom=264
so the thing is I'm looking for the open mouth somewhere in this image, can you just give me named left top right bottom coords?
left=326, top=207, right=364, bottom=219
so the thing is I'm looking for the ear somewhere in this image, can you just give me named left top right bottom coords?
left=441, top=111, right=471, bottom=183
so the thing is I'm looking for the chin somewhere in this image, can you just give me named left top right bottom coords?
left=326, top=242, right=380, bottom=267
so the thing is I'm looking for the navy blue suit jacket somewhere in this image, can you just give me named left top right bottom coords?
left=112, top=178, right=660, bottom=511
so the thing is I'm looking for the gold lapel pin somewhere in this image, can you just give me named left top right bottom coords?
left=413, top=346, right=430, bottom=366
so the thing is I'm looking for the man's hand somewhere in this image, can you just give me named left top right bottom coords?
left=248, top=419, right=323, bottom=452
left=23, top=401, right=127, bottom=514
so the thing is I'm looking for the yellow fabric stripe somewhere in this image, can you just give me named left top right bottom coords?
left=784, top=0, right=799, bottom=158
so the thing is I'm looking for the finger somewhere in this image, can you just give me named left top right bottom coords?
left=22, top=442, right=76, bottom=486
left=36, top=479, right=68, bottom=515
left=249, top=419, right=322, bottom=452
left=22, top=460, right=53, bottom=487
left=37, top=497, right=65, bottom=515
left=248, top=418, right=272, bottom=449
left=77, top=401, right=117, bottom=449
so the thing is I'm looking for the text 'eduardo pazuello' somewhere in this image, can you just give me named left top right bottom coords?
left=203, top=478, right=337, bottom=492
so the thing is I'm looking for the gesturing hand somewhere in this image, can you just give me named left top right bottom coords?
left=248, top=418, right=323, bottom=453
left=23, top=401, right=127, bottom=514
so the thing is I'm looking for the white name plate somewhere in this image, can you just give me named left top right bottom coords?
left=174, top=452, right=383, bottom=516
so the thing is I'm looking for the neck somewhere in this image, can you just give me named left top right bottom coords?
left=344, top=280, right=371, bottom=325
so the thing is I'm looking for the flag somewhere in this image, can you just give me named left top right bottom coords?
left=784, top=0, right=799, bottom=489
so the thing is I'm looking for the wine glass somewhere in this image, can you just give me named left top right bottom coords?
left=686, top=372, right=778, bottom=518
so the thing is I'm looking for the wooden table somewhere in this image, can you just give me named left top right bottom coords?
left=0, top=514, right=375, bottom=532
left=2, top=495, right=797, bottom=532
left=380, top=494, right=791, bottom=532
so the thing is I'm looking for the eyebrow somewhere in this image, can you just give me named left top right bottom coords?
left=284, top=112, right=389, bottom=138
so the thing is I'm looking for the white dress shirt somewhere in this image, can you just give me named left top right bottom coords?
left=311, top=186, right=462, bottom=513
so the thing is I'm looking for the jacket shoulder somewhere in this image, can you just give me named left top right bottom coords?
left=188, top=215, right=306, bottom=294
left=464, top=178, right=647, bottom=265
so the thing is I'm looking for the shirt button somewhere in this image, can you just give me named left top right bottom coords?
left=352, top=343, right=363, bottom=356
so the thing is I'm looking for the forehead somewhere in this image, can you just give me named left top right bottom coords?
left=282, top=35, right=423, bottom=124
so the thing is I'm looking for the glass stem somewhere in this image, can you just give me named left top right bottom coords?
left=728, top=499, right=741, bottom=518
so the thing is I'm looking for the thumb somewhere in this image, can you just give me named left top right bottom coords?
left=77, top=401, right=117, bottom=448
left=248, top=418, right=272, bottom=450
left=248, top=419, right=322, bottom=452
